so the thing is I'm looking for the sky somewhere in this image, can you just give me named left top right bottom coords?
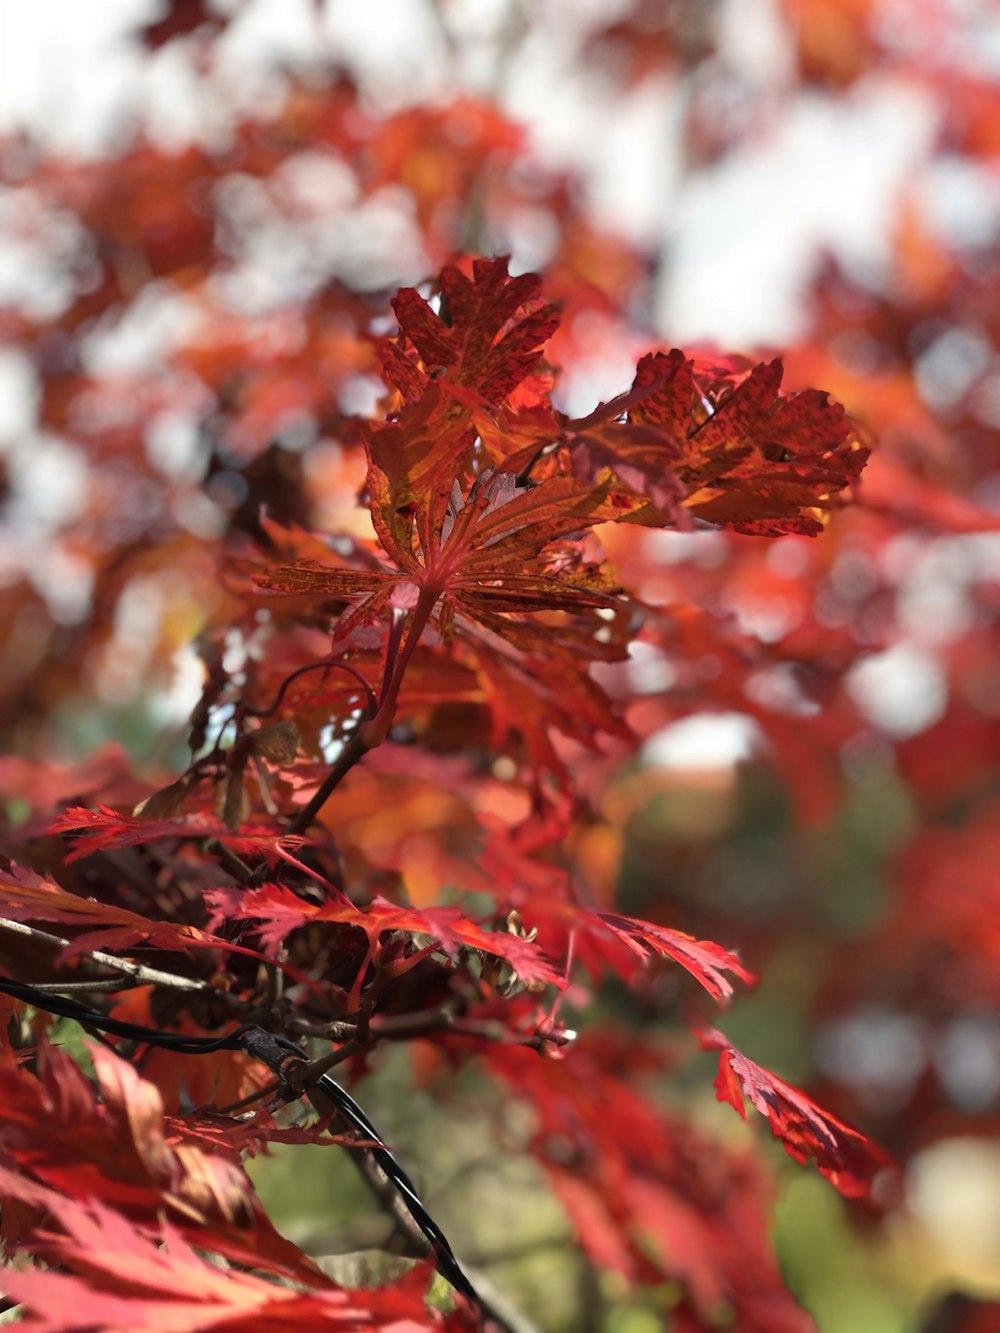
left=0, top=0, right=950, bottom=347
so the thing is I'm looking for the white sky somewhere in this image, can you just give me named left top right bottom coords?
left=0, top=0, right=959, bottom=347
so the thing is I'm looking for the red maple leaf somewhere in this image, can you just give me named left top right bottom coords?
left=487, top=1036, right=817, bottom=1329
left=135, top=1, right=229, bottom=50
left=49, top=805, right=308, bottom=863
left=255, top=466, right=631, bottom=759
left=0, top=864, right=259, bottom=962
left=594, top=912, right=756, bottom=1002
left=383, top=255, right=559, bottom=408
left=203, top=883, right=563, bottom=988
left=569, top=350, right=868, bottom=535
left=0, top=1043, right=317, bottom=1280
left=368, top=256, right=560, bottom=535
left=255, top=467, right=624, bottom=641
left=0, top=1171, right=461, bottom=1331
left=254, top=259, right=609, bottom=654
left=698, top=1029, right=894, bottom=1199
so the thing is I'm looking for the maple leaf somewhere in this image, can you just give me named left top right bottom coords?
left=367, top=256, right=560, bottom=536
left=203, top=884, right=563, bottom=988
left=474, top=836, right=755, bottom=1000
left=0, top=865, right=258, bottom=962
left=488, top=1037, right=817, bottom=1330
left=384, top=255, right=560, bottom=407
left=698, top=1029, right=893, bottom=1199
left=49, top=805, right=308, bottom=863
left=0, top=1042, right=318, bottom=1280
left=257, top=468, right=623, bottom=633
left=0, top=1171, right=459, bottom=1332
left=107, top=987, right=273, bottom=1115
left=470, top=626, right=632, bottom=777
left=135, top=0, right=229, bottom=50
left=594, top=912, right=756, bottom=1001
left=255, top=465, right=632, bottom=762
left=569, top=350, right=868, bottom=535
left=7, top=2, right=986, bottom=1321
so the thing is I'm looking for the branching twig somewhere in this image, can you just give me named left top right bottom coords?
left=0, top=918, right=207, bottom=992
left=286, top=589, right=441, bottom=837
left=286, top=1038, right=364, bottom=1090
left=241, top=659, right=376, bottom=722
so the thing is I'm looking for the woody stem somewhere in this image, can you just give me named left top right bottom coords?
left=359, top=584, right=440, bottom=749
left=287, top=585, right=439, bottom=834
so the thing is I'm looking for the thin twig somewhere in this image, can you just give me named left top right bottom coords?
left=22, top=977, right=136, bottom=994
left=0, top=919, right=207, bottom=992
left=284, top=1005, right=558, bottom=1060
left=263, top=958, right=282, bottom=1020
left=287, top=588, right=440, bottom=836
left=206, top=839, right=257, bottom=884
left=214, top=1079, right=281, bottom=1114
left=366, top=1007, right=559, bottom=1052
left=241, top=659, right=376, bottom=721
left=287, top=1038, right=365, bottom=1090
left=286, top=730, right=370, bottom=836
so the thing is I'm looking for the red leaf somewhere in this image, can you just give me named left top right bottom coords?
left=256, top=465, right=631, bottom=763
left=49, top=805, right=308, bottom=863
left=570, top=351, right=868, bottom=535
left=258, top=469, right=625, bottom=635
left=0, top=1042, right=317, bottom=1281
left=595, top=912, right=756, bottom=1001
left=135, top=0, right=227, bottom=51
left=203, top=884, right=564, bottom=987
left=698, top=1029, right=893, bottom=1199
left=0, top=1171, right=457, bottom=1331
left=387, top=256, right=559, bottom=406
left=0, top=864, right=253, bottom=961
left=488, top=1037, right=817, bottom=1329
left=364, top=258, right=560, bottom=543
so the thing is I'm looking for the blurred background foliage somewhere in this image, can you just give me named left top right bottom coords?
left=2, top=1, right=1000, bottom=1330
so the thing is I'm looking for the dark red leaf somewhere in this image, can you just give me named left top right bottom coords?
left=569, top=351, right=868, bottom=535
left=595, top=912, right=756, bottom=1001
left=204, top=884, right=564, bottom=987
left=387, top=256, right=559, bottom=406
left=698, top=1029, right=894, bottom=1199
left=0, top=1170, right=457, bottom=1331
left=48, top=805, right=308, bottom=863
left=0, top=864, right=260, bottom=963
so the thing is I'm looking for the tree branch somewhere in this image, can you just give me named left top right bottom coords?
left=0, top=918, right=208, bottom=992
left=286, top=729, right=370, bottom=836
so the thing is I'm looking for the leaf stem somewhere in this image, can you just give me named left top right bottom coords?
left=361, top=584, right=439, bottom=750
left=287, top=585, right=440, bottom=834
left=242, top=658, right=376, bottom=721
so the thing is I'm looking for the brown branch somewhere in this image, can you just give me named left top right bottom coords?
left=286, top=586, right=441, bottom=837
left=286, top=1038, right=364, bottom=1090
left=0, top=918, right=208, bottom=992
left=206, top=839, right=257, bottom=884
left=367, top=1007, right=560, bottom=1053
left=286, top=729, right=370, bottom=836
left=214, top=1080, right=281, bottom=1114
left=21, top=977, right=136, bottom=994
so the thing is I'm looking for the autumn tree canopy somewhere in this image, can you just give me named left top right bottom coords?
left=0, top=2, right=998, bottom=1330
